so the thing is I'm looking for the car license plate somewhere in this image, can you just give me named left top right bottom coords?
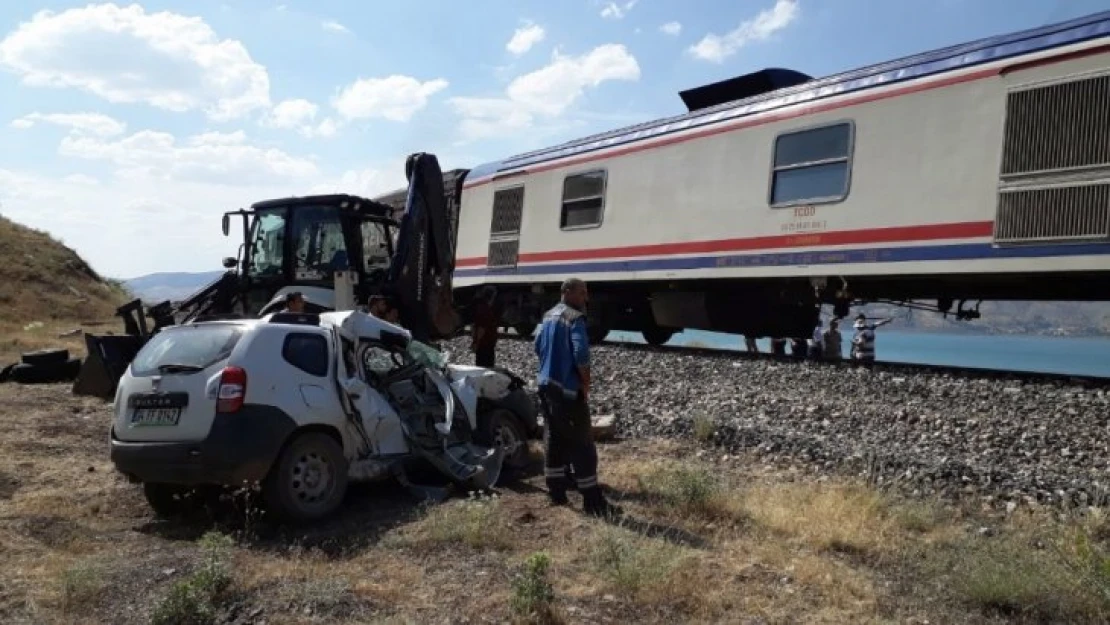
left=131, top=407, right=182, bottom=426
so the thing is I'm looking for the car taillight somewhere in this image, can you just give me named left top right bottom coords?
left=217, top=366, right=247, bottom=413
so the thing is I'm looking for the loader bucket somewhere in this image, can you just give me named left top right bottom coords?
left=72, top=333, right=145, bottom=399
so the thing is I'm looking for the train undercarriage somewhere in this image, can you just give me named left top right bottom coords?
left=473, top=269, right=1110, bottom=345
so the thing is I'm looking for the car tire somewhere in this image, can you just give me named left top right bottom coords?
left=21, top=348, right=70, bottom=367
left=9, top=358, right=82, bottom=384
left=478, top=408, right=530, bottom=470
left=262, top=432, right=348, bottom=524
left=143, top=482, right=194, bottom=518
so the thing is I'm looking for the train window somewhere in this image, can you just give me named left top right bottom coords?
left=769, top=122, right=854, bottom=207
left=560, top=170, right=606, bottom=229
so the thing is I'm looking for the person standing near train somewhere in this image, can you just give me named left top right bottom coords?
left=851, top=313, right=893, bottom=362
left=470, top=286, right=500, bottom=367
left=534, top=277, right=619, bottom=517
left=822, top=318, right=843, bottom=361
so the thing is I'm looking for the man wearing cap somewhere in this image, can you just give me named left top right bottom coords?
left=280, top=291, right=306, bottom=313
left=367, top=294, right=400, bottom=324
left=534, top=277, right=619, bottom=517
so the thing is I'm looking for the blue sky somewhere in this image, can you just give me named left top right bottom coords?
left=1, top=0, right=1106, bottom=278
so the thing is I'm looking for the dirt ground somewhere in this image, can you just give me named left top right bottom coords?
left=1, top=383, right=1108, bottom=625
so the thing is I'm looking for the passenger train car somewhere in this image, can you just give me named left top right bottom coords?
left=377, top=11, right=1110, bottom=344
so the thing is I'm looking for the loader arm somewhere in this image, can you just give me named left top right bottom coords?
left=387, top=152, right=458, bottom=343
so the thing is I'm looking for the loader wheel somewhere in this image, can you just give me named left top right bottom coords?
left=143, top=482, right=194, bottom=518
left=21, top=348, right=70, bottom=367
left=263, top=432, right=349, bottom=524
left=10, top=358, right=81, bottom=384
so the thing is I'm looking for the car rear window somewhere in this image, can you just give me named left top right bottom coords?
left=130, top=324, right=246, bottom=377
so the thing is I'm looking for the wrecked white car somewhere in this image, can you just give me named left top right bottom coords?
left=109, top=309, right=539, bottom=523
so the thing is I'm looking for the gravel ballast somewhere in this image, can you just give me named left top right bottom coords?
left=446, top=335, right=1110, bottom=510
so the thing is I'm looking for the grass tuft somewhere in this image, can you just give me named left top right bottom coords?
left=58, top=561, right=106, bottom=614
left=510, top=551, right=560, bottom=624
left=151, top=531, right=235, bottom=625
left=398, top=492, right=514, bottom=551
left=943, top=525, right=1110, bottom=622
left=690, top=413, right=716, bottom=443
left=588, top=523, right=692, bottom=597
left=635, top=461, right=742, bottom=521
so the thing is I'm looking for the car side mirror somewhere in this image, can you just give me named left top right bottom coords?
left=222, top=257, right=237, bottom=269
left=221, top=214, right=230, bottom=236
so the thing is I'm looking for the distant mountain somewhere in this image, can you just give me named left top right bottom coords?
left=848, top=301, right=1110, bottom=337
left=124, top=271, right=224, bottom=303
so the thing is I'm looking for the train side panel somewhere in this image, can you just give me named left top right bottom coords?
left=452, top=35, right=1110, bottom=339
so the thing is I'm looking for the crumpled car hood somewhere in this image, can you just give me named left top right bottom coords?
left=446, top=365, right=512, bottom=422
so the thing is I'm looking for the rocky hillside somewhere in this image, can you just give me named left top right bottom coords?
left=0, top=214, right=128, bottom=361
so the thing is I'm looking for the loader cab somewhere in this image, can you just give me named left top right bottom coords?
left=224, top=194, right=398, bottom=315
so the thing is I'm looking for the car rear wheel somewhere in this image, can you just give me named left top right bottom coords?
left=263, top=432, right=348, bottom=524
left=143, top=482, right=193, bottom=518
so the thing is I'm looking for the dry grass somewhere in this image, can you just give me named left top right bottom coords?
left=0, top=215, right=128, bottom=364
left=2, top=382, right=1110, bottom=623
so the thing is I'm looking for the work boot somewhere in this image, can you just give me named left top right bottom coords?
left=548, top=488, right=569, bottom=506
left=545, top=473, right=571, bottom=506
left=582, top=486, right=622, bottom=518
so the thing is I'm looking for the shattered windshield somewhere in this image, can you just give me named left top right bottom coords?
left=291, top=205, right=347, bottom=281
left=246, top=209, right=286, bottom=280
left=406, top=339, right=447, bottom=370
left=361, top=219, right=392, bottom=272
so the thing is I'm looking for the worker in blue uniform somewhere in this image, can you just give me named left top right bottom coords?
left=534, top=277, right=619, bottom=517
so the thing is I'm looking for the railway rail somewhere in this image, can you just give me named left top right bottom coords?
left=494, top=330, right=1110, bottom=387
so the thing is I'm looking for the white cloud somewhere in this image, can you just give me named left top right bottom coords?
left=506, top=44, right=640, bottom=116
left=660, top=21, right=682, bottom=36
left=506, top=22, right=545, bottom=56
left=0, top=4, right=271, bottom=121
left=266, top=98, right=318, bottom=128
left=310, top=165, right=406, bottom=198
left=688, top=0, right=799, bottom=63
left=10, top=112, right=127, bottom=137
left=58, top=129, right=319, bottom=186
left=600, top=0, right=638, bottom=20
left=449, top=43, right=640, bottom=141
left=63, top=173, right=100, bottom=185
left=321, top=20, right=350, bottom=34
left=332, top=75, right=449, bottom=122
left=260, top=99, right=339, bottom=138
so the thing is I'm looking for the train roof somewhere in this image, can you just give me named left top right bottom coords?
left=467, top=10, right=1110, bottom=181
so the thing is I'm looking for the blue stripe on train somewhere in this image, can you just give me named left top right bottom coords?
left=454, top=241, right=1110, bottom=278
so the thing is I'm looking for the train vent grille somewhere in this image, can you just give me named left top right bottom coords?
left=994, top=183, right=1110, bottom=244
left=1001, top=73, right=1110, bottom=176
left=487, top=185, right=525, bottom=268
left=489, top=186, right=524, bottom=235
left=486, top=239, right=520, bottom=268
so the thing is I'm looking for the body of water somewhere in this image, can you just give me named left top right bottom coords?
left=605, top=329, right=1110, bottom=378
